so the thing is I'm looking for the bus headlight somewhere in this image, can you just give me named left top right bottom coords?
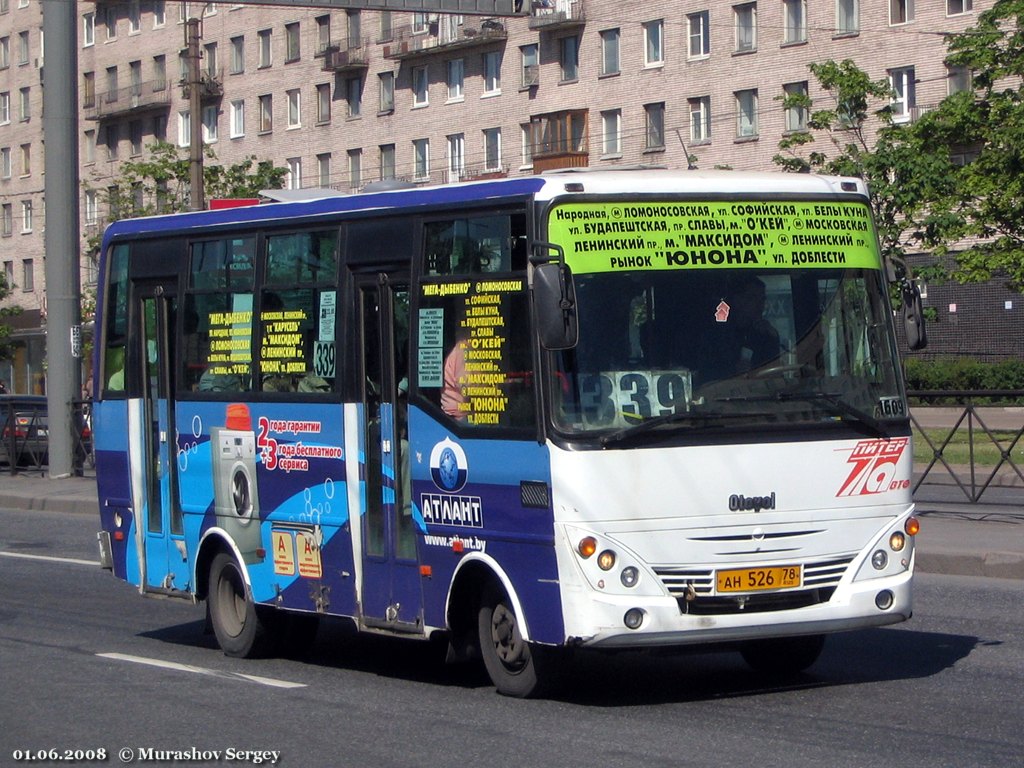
left=620, top=566, right=639, bottom=588
left=889, top=531, right=906, bottom=552
left=871, top=550, right=888, bottom=570
left=597, top=550, right=616, bottom=571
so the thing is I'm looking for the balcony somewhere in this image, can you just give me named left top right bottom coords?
left=382, top=17, right=507, bottom=61
left=529, top=0, right=585, bottom=31
left=84, top=79, right=171, bottom=122
left=180, top=72, right=224, bottom=100
left=322, top=40, right=370, bottom=73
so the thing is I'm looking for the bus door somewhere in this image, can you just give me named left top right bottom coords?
left=357, top=275, right=421, bottom=630
left=133, top=280, right=189, bottom=593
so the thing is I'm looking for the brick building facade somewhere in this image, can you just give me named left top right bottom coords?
left=0, top=0, right=1011, bottom=390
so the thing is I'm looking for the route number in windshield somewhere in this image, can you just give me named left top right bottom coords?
left=878, top=397, right=905, bottom=418
left=579, top=370, right=692, bottom=428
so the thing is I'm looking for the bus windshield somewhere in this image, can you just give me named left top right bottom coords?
left=546, top=199, right=906, bottom=438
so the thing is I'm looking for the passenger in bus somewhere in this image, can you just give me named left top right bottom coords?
left=699, top=275, right=782, bottom=384
left=441, top=334, right=471, bottom=420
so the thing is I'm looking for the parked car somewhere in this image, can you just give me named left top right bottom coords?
left=0, top=395, right=49, bottom=467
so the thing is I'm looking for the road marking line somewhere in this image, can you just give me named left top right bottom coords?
left=96, top=652, right=307, bottom=689
left=0, top=550, right=97, bottom=567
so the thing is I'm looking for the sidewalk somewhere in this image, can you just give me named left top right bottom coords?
left=1, top=470, right=1021, bottom=581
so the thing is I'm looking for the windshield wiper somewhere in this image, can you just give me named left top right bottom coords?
left=717, top=391, right=890, bottom=438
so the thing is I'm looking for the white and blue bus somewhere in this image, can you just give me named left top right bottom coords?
left=95, top=170, right=922, bottom=697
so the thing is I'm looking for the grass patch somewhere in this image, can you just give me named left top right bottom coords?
left=912, top=427, right=1023, bottom=466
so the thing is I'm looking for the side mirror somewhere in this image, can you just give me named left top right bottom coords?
left=901, top=279, right=928, bottom=351
left=532, top=260, right=578, bottom=350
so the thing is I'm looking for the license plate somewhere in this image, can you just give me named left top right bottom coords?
left=716, top=565, right=802, bottom=593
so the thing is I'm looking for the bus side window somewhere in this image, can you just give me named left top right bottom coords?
left=182, top=237, right=257, bottom=393
left=259, top=230, right=339, bottom=395
left=423, top=213, right=527, bottom=276
left=101, top=244, right=130, bottom=396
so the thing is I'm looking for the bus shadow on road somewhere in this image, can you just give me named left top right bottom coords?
left=138, top=619, right=978, bottom=703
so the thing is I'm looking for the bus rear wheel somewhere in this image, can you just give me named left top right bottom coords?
left=740, top=634, right=826, bottom=676
left=208, top=552, right=278, bottom=658
left=478, top=584, right=556, bottom=698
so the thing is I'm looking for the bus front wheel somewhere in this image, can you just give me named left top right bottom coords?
left=478, top=584, right=556, bottom=698
left=208, top=552, right=277, bottom=658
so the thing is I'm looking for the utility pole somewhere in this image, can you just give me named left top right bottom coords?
left=186, top=16, right=204, bottom=211
left=42, top=0, right=81, bottom=478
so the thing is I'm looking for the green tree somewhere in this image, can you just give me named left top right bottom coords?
left=930, top=0, right=1024, bottom=289
left=83, top=141, right=287, bottom=251
left=0, top=271, right=23, bottom=363
left=774, top=59, right=961, bottom=273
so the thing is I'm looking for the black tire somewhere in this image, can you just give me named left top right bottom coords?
left=740, top=634, right=826, bottom=676
left=207, top=552, right=279, bottom=658
left=478, top=584, right=558, bottom=698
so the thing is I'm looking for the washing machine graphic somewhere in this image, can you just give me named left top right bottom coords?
left=212, top=403, right=262, bottom=563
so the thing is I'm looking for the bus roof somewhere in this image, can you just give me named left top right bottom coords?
left=101, top=169, right=868, bottom=244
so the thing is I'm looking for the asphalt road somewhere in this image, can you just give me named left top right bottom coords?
left=1, top=507, right=1023, bottom=768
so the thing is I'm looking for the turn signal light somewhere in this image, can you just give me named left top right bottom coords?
left=577, top=537, right=598, bottom=558
left=905, top=517, right=920, bottom=536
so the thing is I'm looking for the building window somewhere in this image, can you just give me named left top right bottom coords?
left=688, top=11, right=710, bottom=59
left=521, top=44, right=539, bottom=87
left=128, top=0, right=141, bottom=34
left=644, top=102, right=665, bottom=150
left=484, top=51, right=501, bottom=94
left=230, top=36, right=244, bottom=74
left=483, top=127, right=501, bottom=171
left=204, top=42, right=218, bottom=79
left=83, top=12, right=95, bottom=47
left=447, top=58, right=464, bottom=101
left=316, top=15, right=331, bottom=55
left=736, top=89, right=758, bottom=137
left=317, top=152, right=331, bottom=187
left=643, top=20, right=663, bottom=67
left=316, top=83, right=331, bottom=123
left=346, top=77, right=361, bottom=118
left=1, top=205, right=11, bottom=238
left=287, top=88, right=301, bottom=127
left=521, top=123, right=533, bottom=168
left=129, top=120, right=143, bottom=155
left=287, top=157, right=302, bottom=189
left=258, top=29, right=272, bottom=68
left=258, top=94, right=272, bottom=132
left=689, top=96, right=711, bottom=142
left=412, top=12, right=429, bottom=34
left=22, top=258, right=33, bottom=289
left=529, top=110, right=588, bottom=160
left=784, top=0, right=806, bottom=43
left=105, top=124, right=118, bottom=160
left=379, top=72, right=394, bottom=113
left=379, top=11, right=393, bottom=42
left=560, top=36, right=579, bottom=81
left=84, top=190, right=97, bottom=225
left=0, top=146, right=8, bottom=178
left=153, top=55, right=166, bottom=91
left=379, top=143, right=395, bottom=180
left=83, top=129, right=96, bottom=163
left=601, top=109, right=621, bottom=156
left=783, top=81, right=808, bottom=131
left=347, top=11, right=361, bottom=48
left=0, top=37, right=7, bottom=70
left=947, top=65, right=971, bottom=94
left=447, top=133, right=465, bottom=180
left=285, top=22, right=300, bottom=62
left=890, top=0, right=913, bottom=25
left=18, top=87, right=30, bottom=122
left=348, top=148, right=362, bottom=189
left=600, top=29, right=619, bottom=77
left=0, top=92, right=7, bottom=124
left=413, top=138, right=430, bottom=181
left=177, top=110, right=190, bottom=148
left=947, top=0, right=972, bottom=14
left=22, top=203, right=33, bottom=234
left=153, top=0, right=165, bottom=28
left=19, top=142, right=30, bottom=175
left=735, top=4, right=756, bottom=53
left=836, top=0, right=859, bottom=34
left=230, top=99, right=245, bottom=137
left=889, top=66, right=916, bottom=122
left=412, top=65, right=429, bottom=107
left=202, top=105, right=218, bottom=143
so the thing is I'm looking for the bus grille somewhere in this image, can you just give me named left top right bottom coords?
left=653, top=554, right=856, bottom=616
